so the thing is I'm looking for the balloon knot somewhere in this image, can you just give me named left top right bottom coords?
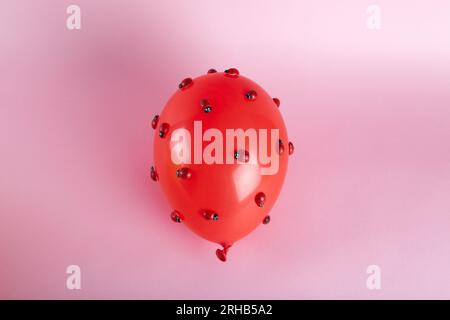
left=216, top=244, right=232, bottom=262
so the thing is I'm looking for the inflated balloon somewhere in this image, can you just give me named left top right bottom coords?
left=151, top=68, right=294, bottom=262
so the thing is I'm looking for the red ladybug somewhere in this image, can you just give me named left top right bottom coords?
left=151, top=68, right=294, bottom=261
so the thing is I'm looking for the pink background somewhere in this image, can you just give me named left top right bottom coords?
left=1, top=0, right=450, bottom=299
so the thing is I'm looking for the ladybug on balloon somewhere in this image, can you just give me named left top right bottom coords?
left=150, top=68, right=294, bottom=262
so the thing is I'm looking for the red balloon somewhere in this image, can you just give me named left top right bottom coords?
left=151, top=68, right=293, bottom=261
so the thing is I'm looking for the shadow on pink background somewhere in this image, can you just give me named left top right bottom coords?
left=1, top=0, right=449, bottom=299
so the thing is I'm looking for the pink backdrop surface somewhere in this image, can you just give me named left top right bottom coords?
left=1, top=0, right=449, bottom=299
